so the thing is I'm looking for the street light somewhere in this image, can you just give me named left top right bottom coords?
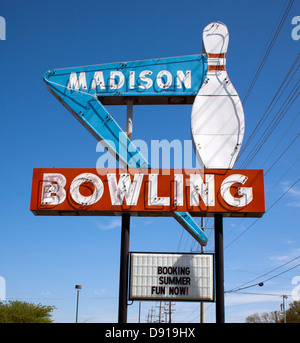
left=75, top=285, right=82, bottom=323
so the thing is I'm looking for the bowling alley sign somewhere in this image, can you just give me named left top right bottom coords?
left=30, top=168, right=265, bottom=217
left=31, top=22, right=265, bottom=236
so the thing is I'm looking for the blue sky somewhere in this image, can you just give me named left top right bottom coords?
left=0, top=0, right=299, bottom=323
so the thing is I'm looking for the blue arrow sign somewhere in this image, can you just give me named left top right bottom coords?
left=44, top=54, right=207, bottom=104
left=43, top=54, right=208, bottom=245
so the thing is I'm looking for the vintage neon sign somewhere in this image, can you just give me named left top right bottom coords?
left=35, top=22, right=264, bottom=247
left=31, top=168, right=265, bottom=218
left=68, top=69, right=192, bottom=92
left=42, top=53, right=208, bottom=244
left=45, top=54, right=206, bottom=100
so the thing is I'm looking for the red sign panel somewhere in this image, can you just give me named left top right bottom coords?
left=30, top=168, right=265, bottom=217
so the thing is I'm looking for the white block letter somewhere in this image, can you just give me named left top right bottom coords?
left=148, top=174, right=170, bottom=206
left=156, top=70, right=172, bottom=89
left=70, top=173, right=104, bottom=205
left=220, top=174, right=253, bottom=207
left=91, top=71, right=105, bottom=89
left=190, top=174, right=215, bottom=206
left=138, top=70, right=153, bottom=89
left=174, top=174, right=183, bottom=206
left=41, top=173, right=66, bottom=205
left=67, top=72, right=87, bottom=90
left=107, top=173, right=143, bottom=206
left=177, top=70, right=191, bottom=89
left=109, top=71, right=125, bottom=89
left=129, top=71, right=135, bottom=89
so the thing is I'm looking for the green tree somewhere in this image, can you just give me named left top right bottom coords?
left=284, top=300, right=300, bottom=323
left=0, top=300, right=56, bottom=323
left=245, top=300, right=300, bottom=323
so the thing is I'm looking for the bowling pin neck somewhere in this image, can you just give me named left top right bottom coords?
left=206, top=53, right=226, bottom=72
left=202, top=22, right=229, bottom=74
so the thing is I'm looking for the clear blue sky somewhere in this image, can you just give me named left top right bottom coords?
left=0, top=0, right=299, bottom=323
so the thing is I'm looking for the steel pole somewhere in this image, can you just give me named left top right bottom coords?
left=118, top=213, right=130, bottom=323
left=76, top=290, right=80, bottom=323
left=283, top=295, right=288, bottom=323
left=214, top=214, right=225, bottom=323
left=118, top=101, right=133, bottom=323
left=200, top=217, right=205, bottom=323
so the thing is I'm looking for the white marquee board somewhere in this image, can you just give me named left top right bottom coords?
left=129, top=252, right=214, bottom=302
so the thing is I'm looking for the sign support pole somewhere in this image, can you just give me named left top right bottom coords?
left=200, top=216, right=205, bottom=323
left=118, top=213, right=130, bottom=323
left=118, top=100, right=134, bottom=323
left=214, top=214, right=225, bottom=323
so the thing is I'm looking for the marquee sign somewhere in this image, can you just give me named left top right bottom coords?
left=129, top=252, right=214, bottom=301
left=30, top=168, right=265, bottom=218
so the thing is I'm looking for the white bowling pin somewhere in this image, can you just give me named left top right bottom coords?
left=191, top=22, right=245, bottom=169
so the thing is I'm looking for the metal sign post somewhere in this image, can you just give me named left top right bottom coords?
left=118, top=100, right=133, bottom=323
left=118, top=100, right=134, bottom=323
left=118, top=213, right=130, bottom=323
left=214, top=214, right=224, bottom=323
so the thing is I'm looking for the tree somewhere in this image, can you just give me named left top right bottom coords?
left=245, top=300, right=300, bottom=323
left=246, top=311, right=277, bottom=323
left=285, top=300, right=300, bottom=323
left=0, top=300, right=56, bottom=323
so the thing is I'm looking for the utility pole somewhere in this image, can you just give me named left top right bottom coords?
left=163, top=304, right=168, bottom=323
left=157, top=302, right=162, bottom=323
left=149, top=306, right=154, bottom=323
left=282, top=295, right=288, bottom=323
left=274, top=311, right=278, bottom=323
left=75, top=285, right=82, bottom=323
left=138, top=302, right=141, bottom=323
left=163, top=301, right=175, bottom=323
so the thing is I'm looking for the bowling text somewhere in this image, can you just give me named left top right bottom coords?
left=30, top=168, right=265, bottom=217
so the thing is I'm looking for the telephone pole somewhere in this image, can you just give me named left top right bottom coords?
left=146, top=306, right=155, bottom=323
left=156, top=302, right=163, bottom=323
left=166, top=301, right=175, bottom=323
left=282, top=295, right=288, bottom=323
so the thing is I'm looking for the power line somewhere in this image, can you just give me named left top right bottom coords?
left=261, top=112, right=300, bottom=171
left=228, top=291, right=300, bottom=298
left=264, top=133, right=299, bottom=175
left=238, top=53, right=299, bottom=163
left=242, top=0, right=295, bottom=106
left=263, top=263, right=300, bottom=284
left=226, top=262, right=300, bottom=294
left=227, top=255, right=300, bottom=293
left=225, top=177, right=300, bottom=249
left=2, top=296, right=118, bottom=301
left=241, top=81, right=300, bottom=168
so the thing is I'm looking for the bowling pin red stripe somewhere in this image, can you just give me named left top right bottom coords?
left=207, top=53, right=226, bottom=71
left=208, top=65, right=226, bottom=71
left=207, top=53, right=227, bottom=58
